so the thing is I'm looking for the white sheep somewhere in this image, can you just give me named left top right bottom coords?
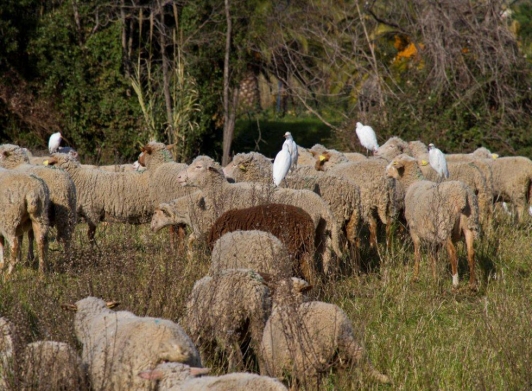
left=46, top=152, right=154, bottom=241
left=210, top=230, right=292, bottom=277
left=176, top=155, right=342, bottom=273
left=0, top=168, right=50, bottom=274
left=223, top=152, right=362, bottom=250
left=386, top=154, right=479, bottom=289
left=183, top=269, right=272, bottom=371
left=260, top=300, right=390, bottom=388
left=62, top=296, right=201, bottom=391
left=139, top=362, right=288, bottom=391
left=0, top=144, right=77, bottom=256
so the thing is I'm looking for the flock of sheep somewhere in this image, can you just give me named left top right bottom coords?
left=0, top=128, right=531, bottom=389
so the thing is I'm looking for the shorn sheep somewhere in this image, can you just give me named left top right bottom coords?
left=0, top=144, right=77, bottom=255
left=183, top=269, right=272, bottom=371
left=207, top=204, right=317, bottom=280
left=139, top=362, right=288, bottom=391
left=386, top=154, right=479, bottom=289
left=177, top=155, right=342, bottom=273
left=0, top=168, right=50, bottom=274
left=210, top=230, right=292, bottom=277
left=62, top=296, right=201, bottom=391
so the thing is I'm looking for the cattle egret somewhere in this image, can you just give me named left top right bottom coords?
left=48, top=132, right=62, bottom=154
left=355, top=122, right=379, bottom=154
left=428, top=143, right=449, bottom=179
left=272, top=142, right=292, bottom=186
left=283, top=132, right=298, bottom=171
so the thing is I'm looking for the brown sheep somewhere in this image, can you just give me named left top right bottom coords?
left=208, top=204, right=317, bottom=281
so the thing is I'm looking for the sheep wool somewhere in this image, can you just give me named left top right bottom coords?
left=210, top=230, right=292, bottom=277
left=64, top=296, right=201, bottom=391
left=139, top=362, right=288, bottom=391
left=183, top=269, right=272, bottom=371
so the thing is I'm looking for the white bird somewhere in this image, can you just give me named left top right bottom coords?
left=355, top=122, right=379, bottom=154
left=428, top=143, right=449, bottom=179
left=283, top=132, right=298, bottom=171
left=272, top=142, right=292, bottom=186
left=48, top=132, right=62, bottom=154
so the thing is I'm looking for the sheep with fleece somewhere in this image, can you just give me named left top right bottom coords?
left=22, top=341, right=87, bottom=391
left=224, top=152, right=362, bottom=248
left=0, top=144, right=77, bottom=255
left=210, top=230, right=292, bottom=277
left=139, top=362, right=288, bottom=391
left=177, top=155, right=342, bottom=270
left=62, top=296, right=201, bottom=391
left=260, top=294, right=390, bottom=388
left=0, top=168, right=50, bottom=274
left=386, top=154, right=479, bottom=289
left=46, top=152, right=154, bottom=241
left=207, top=204, right=317, bottom=280
left=183, top=269, right=272, bottom=371
left=324, top=158, right=398, bottom=249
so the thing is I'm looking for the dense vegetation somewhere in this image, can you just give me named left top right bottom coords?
left=1, top=0, right=531, bottom=162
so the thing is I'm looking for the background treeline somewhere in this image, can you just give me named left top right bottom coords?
left=1, top=0, right=531, bottom=164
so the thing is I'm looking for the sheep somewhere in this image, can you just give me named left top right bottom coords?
left=374, top=136, right=413, bottom=161
left=210, top=230, right=292, bottom=277
left=445, top=147, right=499, bottom=162
left=260, top=300, right=390, bottom=389
left=0, top=144, right=77, bottom=256
left=0, top=168, right=50, bottom=274
left=45, top=152, right=154, bottom=241
left=325, top=158, right=398, bottom=249
left=386, top=154, right=479, bottom=289
left=62, top=296, right=201, bottom=391
left=177, top=155, right=342, bottom=273
left=207, top=204, right=317, bottom=281
left=0, top=317, right=15, bottom=390
left=224, top=152, right=362, bottom=249
left=183, top=269, right=272, bottom=371
left=139, top=362, right=288, bottom=391
left=22, top=341, right=87, bottom=391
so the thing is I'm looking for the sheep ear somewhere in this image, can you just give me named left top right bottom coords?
left=61, top=303, right=78, bottom=312
left=106, top=301, right=120, bottom=309
left=166, top=144, right=175, bottom=150
left=257, top=272, right=273, bottom=284
left=46, top=157, right=58, bottom=166
left=144, top=145, right=153, bottom=155
left=300, top=285, right=313, bottom=293
left=208, top=166, right=219, bottom=173
left=138, top=369, right=164, bottom=380
left=190, top=367, right=210, bottom=377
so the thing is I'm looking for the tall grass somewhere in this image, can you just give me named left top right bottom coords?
left=0, top=212, right=531, bottom=390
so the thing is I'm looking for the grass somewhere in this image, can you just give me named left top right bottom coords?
left=1, top=210, right=532, bottom=390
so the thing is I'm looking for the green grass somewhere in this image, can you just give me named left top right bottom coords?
left=1, top=212, right=532, bottom=390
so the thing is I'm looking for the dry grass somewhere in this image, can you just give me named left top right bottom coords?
left=1, top=211, right=531, bottom=390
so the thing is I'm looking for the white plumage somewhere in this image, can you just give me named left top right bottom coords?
left=428, top=143, right=449, bottom=179
left=283, top=132, right=298, bottom=171
left=355, top=122, right=379, bottom=153
left=48, top=132, right=62, bottom=154
left=272, top=142, right=292, bottom=186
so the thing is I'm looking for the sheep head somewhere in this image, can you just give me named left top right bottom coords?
left=375, top=136, right=411, bottom=160
left=151, top=204, right=176, bottom=232
left=177, top=156, right=225, bottom=189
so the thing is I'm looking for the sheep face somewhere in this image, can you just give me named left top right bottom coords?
left=150, top=206, right=175, bottom=232
left=177, top=156, right=224, bottom=188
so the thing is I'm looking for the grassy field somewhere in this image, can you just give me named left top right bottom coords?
left=1, top=210, right=532, bottom=390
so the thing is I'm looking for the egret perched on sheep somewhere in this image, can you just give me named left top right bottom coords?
left=48, top=132, right=62, bottom=154
left=273, top=143, right=292, bottom=186
left=428, top=143, right=449, bottom=179
left=355, top=122, right=379, bottom=154
left=283, top=132, right=298, bottom=171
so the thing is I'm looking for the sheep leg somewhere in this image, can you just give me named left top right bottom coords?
left=464, top=229, right=477, bottom=290
left=429, top=250, right=437, bottom=280
left=27, top=229, right=35, bottom=265
left=87, top=223, right=97, bottom=243
left=412, top=234, right=421, bottom=282
left=368, top=218, right=378, bottom=248
left=445, top=238, right=459, bottom=288
left=32, top=223, right=47, bottom=274
left=0, top=236, right=4, bottom=268
left=8, top=236, right=21, bottom=275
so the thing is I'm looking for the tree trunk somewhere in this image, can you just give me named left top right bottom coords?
left=158, top=1, right=174, bottom=146
left=222, top=0, right=236, bottom=167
